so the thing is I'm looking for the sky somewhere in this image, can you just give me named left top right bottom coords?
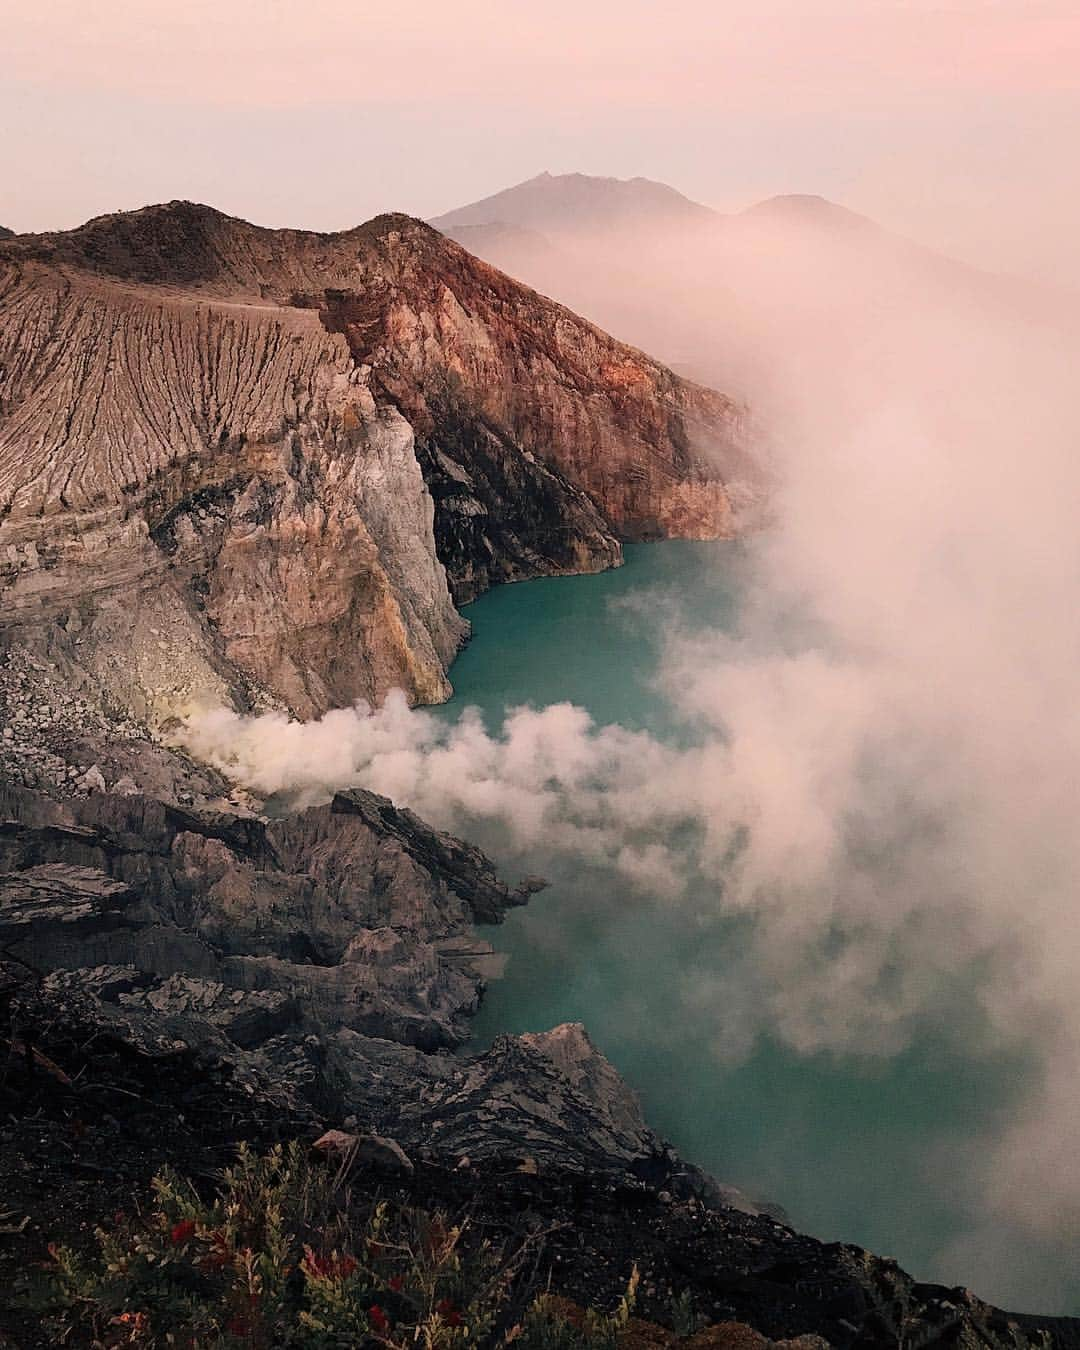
left=3, top=0, right=1079, bottom=283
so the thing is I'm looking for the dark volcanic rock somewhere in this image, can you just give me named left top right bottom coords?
left=325, top=788, right=542, bottom=921
left=0, top=783, right=522, bottom=1053
left=413, top=407, right=622, bottom=604
left=399, top=1023, right=656, bottom=1169
left=2, top=773, right=1076, bottom=1347
left=0, top=780, right=693, bottom=1183
left=1, top=1007, right=1075, bottom=1350
left=0, top=864, right=137, bottom=967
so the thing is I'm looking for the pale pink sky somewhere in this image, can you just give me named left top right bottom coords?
left=4, top=0, right=1079, bottom=281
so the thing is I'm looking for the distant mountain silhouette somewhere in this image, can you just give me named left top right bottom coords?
left=740, top=193, right=877, bottom=232
left=431, top=172, right=1080, bottom=398
left=431, top=171, right=715, bottom=235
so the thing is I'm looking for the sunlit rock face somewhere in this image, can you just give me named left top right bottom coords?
left=0, top=203, right=756, bottom=722
left=0, top=217, right=463, bottom=722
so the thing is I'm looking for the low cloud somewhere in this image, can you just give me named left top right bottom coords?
left=184, top=216, right=1080, bottom=1308
left=184, top=694, right=702, bottom=900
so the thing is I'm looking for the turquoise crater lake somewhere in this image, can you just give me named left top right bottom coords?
left=433, top=540, right=1065, bottom=1314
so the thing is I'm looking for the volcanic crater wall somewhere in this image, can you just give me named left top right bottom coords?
left=0, top=203, right=756, bottom=723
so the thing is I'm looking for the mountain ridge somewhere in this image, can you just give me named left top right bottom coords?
left=431, top=170, right=716, bottom=234
left=431, top=170, right=1080, bottom=401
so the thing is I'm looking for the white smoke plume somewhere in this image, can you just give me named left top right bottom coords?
left=185, top=694, right=701, bottom=899
left=182, top=212, right=1080, bottom=1308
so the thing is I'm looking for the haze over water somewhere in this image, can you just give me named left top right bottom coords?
left=435, top=542, right=1060, bottom=1312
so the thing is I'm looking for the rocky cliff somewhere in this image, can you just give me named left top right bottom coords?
left=0, top=224, right=464, bottom=724
left=0, top=203, right=762, bottom=1217
left=0, top=203, right=756, bottom=737
left=0, top=776, right=734, bottom=1200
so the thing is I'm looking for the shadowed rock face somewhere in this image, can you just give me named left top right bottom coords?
left=0, top=779, right=736, bottom=1195
left=0, top=203, right=757, bottom=720
left=0, top=781, right=527, bottom=1055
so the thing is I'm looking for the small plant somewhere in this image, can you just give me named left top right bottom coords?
left=516, top=1268, right=639, bottom=1350
left=37, top=1142, right=640, bottom=1349
left=669, top=1289, right=700, bottom=1339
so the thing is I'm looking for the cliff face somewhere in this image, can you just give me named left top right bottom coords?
left=0, top=778, right=715, bottom=1188
left=0, top=781, right=531, bottom=1056
left=0, top=203, right=757, bottom=724
left=0, top=249, right=463, bottom=722
left=314, top=216, right=756, bottom=598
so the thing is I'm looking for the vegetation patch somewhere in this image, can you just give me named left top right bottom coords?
left=31, top=1141, right=639, bottom=1350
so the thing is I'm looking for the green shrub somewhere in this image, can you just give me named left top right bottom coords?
left=517, top=1272, right=640, bottom=1350
left=668, top=1290, right=700, bottom=1340
left=37, top=1141, right=637, bottom=1349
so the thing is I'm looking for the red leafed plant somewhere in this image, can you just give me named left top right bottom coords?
left=34, top=1140, right=638, bottom=1348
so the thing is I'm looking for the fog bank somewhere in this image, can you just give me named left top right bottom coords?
left=183, top=212, right=1080, bottom=1308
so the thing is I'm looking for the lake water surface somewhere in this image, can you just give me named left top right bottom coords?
left=433, top=541, right=1060, bottom=1311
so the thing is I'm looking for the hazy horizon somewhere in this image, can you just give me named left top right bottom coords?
left=5, top=0, right=1080, bottom=286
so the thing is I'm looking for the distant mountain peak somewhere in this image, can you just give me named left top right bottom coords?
left=431, top=171, right=715, bottom=235
left=741, top=193, right=874, bottom=232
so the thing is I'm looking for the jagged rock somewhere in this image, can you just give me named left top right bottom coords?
left=0, top=783, right=526, bottom=1051
left=311, top=1128, right=357, bottom=1157
left=44, top=963, right=151, bottom=1001
left=0, top=780, right=741, bottom=1193
left=325, top=789, right=540, bottom=923
left=0, top=864, right=137, bottom=968
left=119, top=975, right=299, bottom=1049
left=386, top=1024, right=654, bottom=1171
left=343, top=927, right=408, bottom=967
left=520, top=1022, right=647, bottom=1142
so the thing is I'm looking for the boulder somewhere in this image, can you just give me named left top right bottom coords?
left=312, top=1128, right=414, bottom=1176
